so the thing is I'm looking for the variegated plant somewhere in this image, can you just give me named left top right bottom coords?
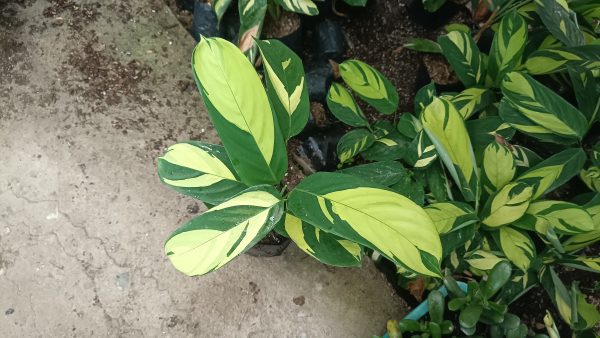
left=393, top=6, right=600, bottom=333
left=158, top=36, right=443, bottom=279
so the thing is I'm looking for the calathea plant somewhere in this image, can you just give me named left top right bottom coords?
left=157, top=36, right=443, bottom=277
left=384, top=3, right=600, bottom=335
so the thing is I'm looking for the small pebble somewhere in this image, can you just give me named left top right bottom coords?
left=5, top=308, right=14, bottom=315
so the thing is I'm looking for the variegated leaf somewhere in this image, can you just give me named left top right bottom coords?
left=525, top=45, right=600, bottom=74
left=213, top=0, right=233, bottom=22
left=535, top=0, right=584, bottom=47
left=499, top=226, right=536, bottom=271
left=403, top=38, right=442, bottom=53
left=563, top=194, right=600, bottom=251
left=569, top=67, right=600, bottom=124
left=421, top=97, right=479, bottom=201
left=284, top=214, right=362, bottom=267
left=397, top=113, right=422, bottom=139
left=438, top=31, right=485, bottom=87
left=237, top=0, right=267, bottom=59
left=360, top=131, right=409, bottom=162
left=466, top=250, right=508, bottom=271
left=287, top=172, right=443, bottom=277
left=466, top=116, right=515, bottom=153
left=192, top=37, right=287, bottom=185
left=164, top=186, right=283, bottom=276
left=540, top=267, right=600, bottom=330
left=275, top=0, right=318, bottom=15
left=450, top=87, right=495, bottom=120
left=407, top=130, right=438, bottom=168
left=511, top=145, right=542, bottom=170
left=414, top=81, right=436, bottom=116
left=482, top=141, right=516, bottom=193
left=500, top=72, right=588, bottom=143
left=515, top=148, right=586, bottom=199
left=424, top=201, right=478, bottom=234
left=157, top=141, right=247, bottom=205
left=339, top=60, right=399, bottom=114
left=337, top=129, right=375, bottom=164
left=581, top=166, right=600, bottom=192
left=515, top=200, right=595, bottom=234
left=338, top=161, right=409, bottom=186
left=488, top=11, right=528, bottom=85
left=256, top=39, right=309, bottom=139
left=555, top=255, right=600, bottom=273
left=326, top=82, right=369, bottom=128
left=481, top=182, right=533, bottom=227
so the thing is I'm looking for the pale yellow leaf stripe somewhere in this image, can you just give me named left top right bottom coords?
left=160, top=143, right=237, bottom=188
left=193, top=38, right=275, bottom=163
left=281, top=0, right=317, bottom=13
left=261, top=42, right=304, bottom=117
left=165, top=191, right=279, bottom=276
left=500, top=227, right=534, bottom=271
left=483, top=183, right=533, bottom=227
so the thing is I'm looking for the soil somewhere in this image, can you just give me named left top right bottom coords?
left=263, top=11, right=301, bottom=39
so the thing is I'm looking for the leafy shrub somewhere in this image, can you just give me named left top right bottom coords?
left=158, top=0, right=600, bottom=334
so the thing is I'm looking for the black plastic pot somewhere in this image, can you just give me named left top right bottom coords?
left=306, top=61, right=334, bottom=102
left=191, top=0, right=219, bottom=41
left=316, top=20, right=346, bottom=61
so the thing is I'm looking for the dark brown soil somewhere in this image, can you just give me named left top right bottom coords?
left=333, top=0, right=469, bottom=118
left=66, top=37, right=152, bottom=106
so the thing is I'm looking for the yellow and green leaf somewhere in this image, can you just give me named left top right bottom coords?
left=274, top=0, right=318, bottom=15
left=421, top=97, right=479, bottom=201
left=488, top=11, right=528, bottom=85
left=525, top=45, right=600, bottom=74
left=414, top=81, right=436, bottom=116
left=407, top=130, right=438, bottom=168
left=535, top=0, right=585, bottom=47
left=339, top=60, right=399, bottom=115
left=437, top=31, right=485, bottom=87
left=466, top=250, right=508, bottom=271
left=337, top=129, right=375, bottom=164
left=213, top=0, right=233, bottom=22
left=360, top=131, right=410, bottom=162
left=256, top=39, right=310, bottom=139
left=581, top=166, right=600, bottom=192
left=157, top=141, right=247, bottom=205
left=515, top=148, right=586, bottom=199
left=192, top=37, right=287, bottom=185
left=499, top=226, right=536, bottom=271
left=515, top=200, right=595, bottom=235
left=481, top=182, right=533, bottom=227
left=237, top=0, right=267, bottom=60
left=284, top=214, right=362, bottom=267
left=540, top=267, right=600, bottom=330
left=555, top=255, right=600, bottom=273
left=397, top=113, right=422, bottom=139
left=563, top=194, right=600, bottom=251
left=482, top=141, right=516, bottom=193
left=338, top=161, right=409, bottom=186
left=568, top=66, right=600, bottom=124
left=424, top=201, right=478, bottom=234
left=326, top=82, right=369, bottom=128
left=450, top=87, right=495, bottom=120
left=164, top=186, right=284, bottom=276
left=287, top=172, right=443, bottom=277
left=500, top=72, right=588, bottom=143
left=466, top=116, right=515, bottom=154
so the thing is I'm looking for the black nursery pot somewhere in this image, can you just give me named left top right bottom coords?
left=245, top=232, right=291, bottom=257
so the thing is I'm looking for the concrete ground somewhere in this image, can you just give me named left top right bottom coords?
left=0, top=0, right=406, bottom=336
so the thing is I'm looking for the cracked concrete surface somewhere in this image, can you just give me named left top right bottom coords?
left=0, top=0, right=406, bottom=337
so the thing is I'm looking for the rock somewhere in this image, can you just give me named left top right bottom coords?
left=5, top=308, right=14, bottom=315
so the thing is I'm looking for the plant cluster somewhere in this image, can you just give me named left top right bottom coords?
left=157, top=0, right=600, bottom=335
